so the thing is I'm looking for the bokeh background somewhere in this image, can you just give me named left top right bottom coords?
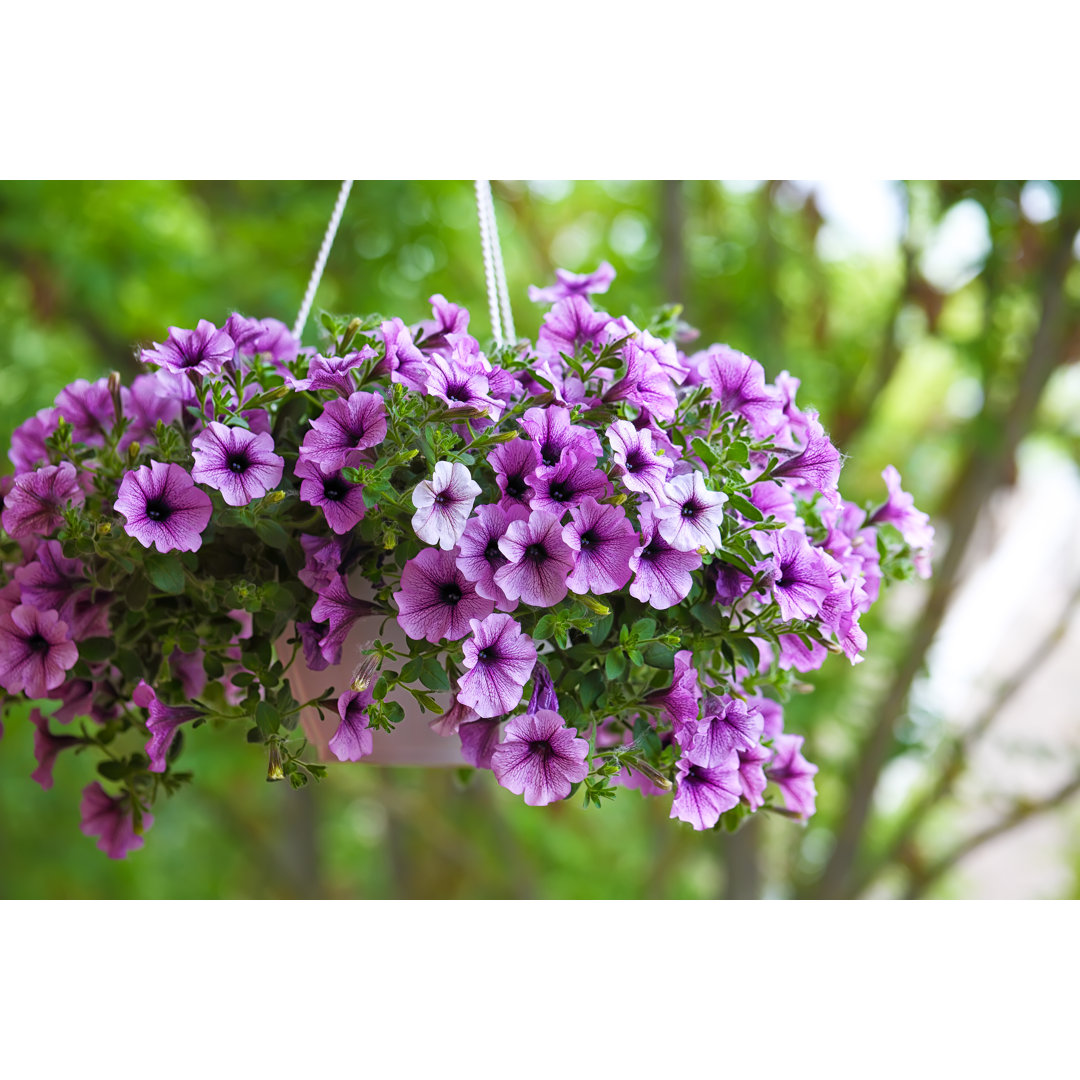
left=2, top=179, right=1079, bottom=899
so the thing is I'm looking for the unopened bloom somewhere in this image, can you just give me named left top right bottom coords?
left=495, top=509, right=576, bottom=608
left=2, top=462, right=85, bottom=538
left=562, top=497, right=637, bottom=595
left=0, top=605, right=78, bottom=697
left=140, top=320, right=235, bottom=377
left=457, top=613, right=537, bottom=718
left=737, top=742, right=772, bottom=810
left=670, top=755, right=742, bottom=830
left=411, top=461, right=482, bottom=550
left=652, top=471, right=727, bottom=553
left=329, top=688, right=375, bottom=762
left=295, top=458, right=366, bottom=535
left=80, top=782, right=152, bottom=859
left=528, top=261, right=616, bottom=304
left=393, top=547, right=494, bottom=643
left=459, top=717, right=503, bottom=768
left=628, top=504, right=702, bottom=610
left=606, top=419, right=675, bottom=505
left=133, top=681, right=202, bottom=773
left=311, top=576, right=380, bottom=665
left=491, top=710, right=589, bottom=805
left=191, top=422, right=285, bottom=506
left=115, top=461, right=212, bottom=552
left=767, top=734, right=819, bottom=819
left=299, top=391, right=387, bottom=471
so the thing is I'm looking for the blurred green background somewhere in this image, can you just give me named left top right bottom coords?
left=3, top=179, right=1080, bottom=899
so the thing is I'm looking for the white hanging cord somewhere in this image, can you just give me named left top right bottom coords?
left=293, top=179, right=353, bottom=342
left=484, top=183, right=516, bottom=345
left=474, top=180, right=505, bottom=347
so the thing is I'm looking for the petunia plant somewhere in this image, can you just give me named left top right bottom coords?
left=0, top=267, right=933, bottom=858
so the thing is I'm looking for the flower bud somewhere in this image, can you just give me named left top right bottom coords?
left=266, top=742, right=285, bottom=782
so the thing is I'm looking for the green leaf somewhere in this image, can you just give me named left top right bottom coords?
left=533, top=614, right=556, bottom=641
left=255, top=701, right=279, bottom=737
left=727, top=492, right=764, bottom=522
left=579, top=668, right=605, bottom=709
left=400, top=657, right=423, bottom=684
left=145, top=553, right=185, bottom=594
left=254, top=519, right=291, bottom=550
left=691, top=436, right=720, bottom=468
left=726, top=440, right=750, bottom=466
left=79, top=637, right=116, bottom=662
left=97, top=760, right=129, bottom=781
left=605, top=649, right=626, bottom=680
left=419, top=657, right=450, bottom=692
left=631, top=617, right=656, bottom=641
left=588, top=611, right=614, bottom=646
left=642, top=643, right=676, bottom=669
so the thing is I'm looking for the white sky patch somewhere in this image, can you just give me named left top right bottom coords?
left=1020, top=180, right=1060, bottom=224
left=920, top=199, right=992, bottom=292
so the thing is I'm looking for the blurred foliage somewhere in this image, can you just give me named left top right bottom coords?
left=2, top=179, right=1079, bottom=898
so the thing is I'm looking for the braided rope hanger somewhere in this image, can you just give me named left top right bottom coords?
left=293, top=180, right=516, bottom=350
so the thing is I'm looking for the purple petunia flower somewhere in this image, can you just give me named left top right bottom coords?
left=30, top=708, right=80, bottom=789
left=456, top=503, right=527, bottom=611
left=770, top=414, right=842, bottom=494
left=190, top=422, right=285, bottom=506
left=297, top=619, right=332, bottom=670
left=776, top=633, right=830, bottom=673
left=687, top=694, right=765, bottom=769
left=55, top=378, right=116, bottom=447
left=606, top=419, right=675, bottom=505
left=299, top=391, right=388, bottom=471
left=2, top=462, right=84, bottom=538
left=9, top=406, right=59, bottom=474
left=527, top=450, right=612, bottom=519
left=767, top=734, right=818, bottom=819
left=768, top=530, right=833, bottom=622
left=411, top=461, right=482, bottom=550
left=870, top=465, right=934, bottom=578
left=425, top=345, right=505, bottom=419
left=141, top=320, right=235, bottom=377
left=14, top=540, right=86, bottom=615
left=298, top=534, right=345, bottom=593
left=114, top=461, right=212, bottom=553
left=489, top=437, right=540, bottom=512
left=520, top=406, right=603, bottom=472
left=120, top=372, right=187, bottom=447
left=527, top=661, right=560, bottom=714
left=562, top=497, right=637, bottom=595
left=490, top=710, right=590, bottom=806
left=670, top=755, right=742, bottom=830
left=295, top=457, right=366, bottom=535
left=380, top=317, right=430, bottom=393
left=0, top=605, right=78, bottom=697
left=329, top=687, right=375, bottom=762
left=737, top=742, right=772, bottom=810
left=457, top=613, right=537, bottom=718
left=133, top=680, right=202, bottom=773
left=80, top=782, right=152, bottom=859
left=537, top=295, right=611, bottom=363
left=652, top=471, right=727, bottom=553
left=459, top=716, right=503, bottom=768
left=413, top=293, right=470, bottom=353
left=393, top=546, right=494, bottom=643
left=310, top=576, right=380, bottom=666
left=601, top=340, right=678, bottom=422
left=644, top=649, right=701, bottom=734
left=495, top=509, right=576, bottom=608
left=528, top=261, right=616, bottom=304
left=697, top=344, right=782, bottom=433
left=628, top=503, right=703, bottom=610
left=287, top=348, right=377, bottom=395
left=223, top=313, right=300, bottom=365
left=429, top=699, right=480, bottom=738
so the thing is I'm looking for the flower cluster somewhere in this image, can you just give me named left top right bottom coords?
left=0, top=269, right=932, bottom=857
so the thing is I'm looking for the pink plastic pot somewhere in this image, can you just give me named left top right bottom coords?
left=285, top=575, right=465, bottom=766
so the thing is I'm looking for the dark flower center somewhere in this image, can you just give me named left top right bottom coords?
left=226, top=453, right=249, bottom=474
left=624, top=450, right=647, bottom=473
left=434, top=492, right=452, bottom=506
left=145, top=497, right=171, bottom=522
left=525, top=543, right=547, bottom=564
left=440, top=582, right=463, bottom=605
left=686, top=765, right=706, bottom=783
left=322, top=477, right=348, bottom=501
left=447, top=384, right=470, bottom=403
left=528, top=739, right=554, bottom=761
left=505, top=474, right=527, bottom=498
left=547, top=481, right=571, bottom=503
left=640, top=542, right=660, bottom=561
left=26, top=632, right=50, bottom=654
left=680, top=501, right=698, bottom=519
left=540, top=442, right=561, bottom=467
left=477, top=646, right=497, bottom=663
left=484, top=538, right=504, bottom=564
left=579, top=529, right=600, bottom=550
